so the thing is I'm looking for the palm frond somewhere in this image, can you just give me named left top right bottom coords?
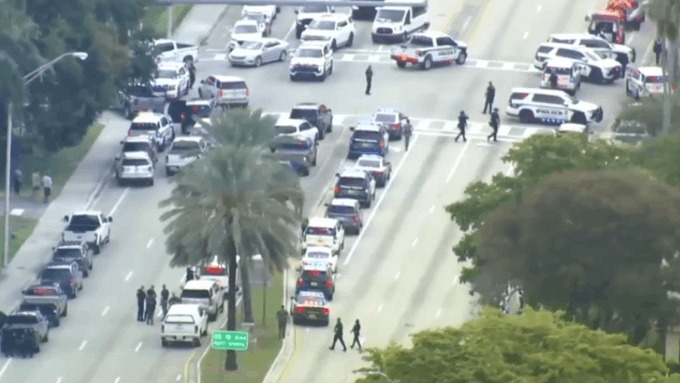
left=201, top=108, right=277, bottom=149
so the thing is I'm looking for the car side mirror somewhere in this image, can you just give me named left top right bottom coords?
left=585, top=14, right=591, bottom=21
left=108, top=217, right=113, bottom=222
left=200, top=80, right=205, bottom=84
left=315, top=141, right=319, bottom=146
left=331, top=8, right=335, bottom=12
left=324, top=203, right=330, bottom=206
left=63, top=216, right=69, bottom=222
left=349, top=126, right=355, bottom=131
left=114, top=155, right=120, bottom=161
left=335, top=173, right=340, bottom=177
left=385, top=161, right=391, bottom=166
left=294, top=9, right=298, bottom=14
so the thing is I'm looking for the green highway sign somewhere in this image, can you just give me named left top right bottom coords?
left=211, top=330, right=249, bottom=351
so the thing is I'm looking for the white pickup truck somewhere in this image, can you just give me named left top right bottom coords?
left=390, top=31, right=468, bottom=70
left=62, top=211, right=112, bottom=254
left=153, top=39, right=199, bottom=64
left=161, top=304, right=208, bottom=348
left=165, top=136, right=211, bottom=176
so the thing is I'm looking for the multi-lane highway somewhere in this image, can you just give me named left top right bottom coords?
left=0, top=0, right=658, bottom=382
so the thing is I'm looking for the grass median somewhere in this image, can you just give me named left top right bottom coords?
left=0, top=215, right=38, bottom=262
left=142, top=5, right=193, bottom=38
left=201, top=272, right=284, bottom=383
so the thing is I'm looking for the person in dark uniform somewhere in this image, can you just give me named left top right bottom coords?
left=136, top=286, right=146, bottom=322
left=160, top=285, right=170, bottom=319
left=1, top=328, right=15, bottom=357
left=482, top=81, right=495, bottom=114
left=455, top=111, right=468, bottom=143
left=169, top=292, right=181, bottom=306
left=654, top=38, right=664, bottom=65
left=329, top=318, right=347, bottom=351
left=186, top=267, right=194, bottom=282
left=187, top=61, right=196, bottom=89
left=145, top=291, right=157, bottom=325
left=487, top=108, right=500, bottom=142
left=276, top=305, right=288, bottom=339
left=365, top=65, right=373, bottom=95
left=301, top=218, right=309, bottom=237
left=402, top=118, right=413, bottom=151
left=549, top=69, right=558, bottom=89
left=350, top=319, right=362, bottom=352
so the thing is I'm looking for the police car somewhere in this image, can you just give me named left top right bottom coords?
left=301, top=217, right=345, bottom=255
left=625, top=66, right=668, bottom=99
left=127, top=112, right=176, bottom=151
left=540, top=59, right=583, bottom=95
left=348, top=121, right=389, bottom=159
left=506, top=88, right=603, bottom=125
left=354, top=154, right=391, bottom=187
left=295, top=262, right=335, bottom=300
left=290, top=291, right=330, bottom=326
left=533, top=42, right=623, bottom=83
left=372, top=108, right=408, bottom=140
left=301, top=246, right=338, bottom=273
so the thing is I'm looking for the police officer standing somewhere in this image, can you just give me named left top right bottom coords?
left=455, top=111, right=468, bottom=143
left=301, top=218, right=309, bottom=237
left=136, top=286, right=146, bottom=322
left=402, top=118, right=413, bottom=151
left=329, top=318, right=347, bottom=351
left=160, top=285, right=170, bottom=319
left=549, top=69, right=558, bottom=89
left=365, top=65, right=373, bottom=95
left=350, top=319, right=362, bottom=352
left=145, top=289, right=157, bottom=325
left=187, top=61, right=196, bottom=89
left=186, top=267, right=194, bottom=282
left=276, top=305, right=288, bottom=339
left=654, top=37, right=664, bottom=65
left=482, top=81, right=495, bottom=114
left=487, top=108, right=500, bottom=142
left=169, top=292, right=181, bottom=306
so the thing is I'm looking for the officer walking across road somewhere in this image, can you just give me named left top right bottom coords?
left=350, top=319, right=362, bottom=352
left=276, top=305, right=288, bottom=339
left=403, top=118, right=413, bottom=151
left=160, top=285, right=170, bottom=319
left=136, top=286, right=146, bottom=322
left=329, top=318, right=347, bottom=351
left=654, top=37, right=664, bottom=65
left=365, top=65, right=373, bottom=95
left=482, top=81, right=495, bottom=114
left=455, top=111, right=469, bottom=143
left=487, top=108, right=500, bottom=142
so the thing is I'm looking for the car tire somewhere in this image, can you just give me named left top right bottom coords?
left=62, top=305, right=68, bottom=317
left=54, top=319, right=60, bottom=327
left=193, top=337, right=201, bottom=348
left=347, top=33, right=354, bottom=47
left=365, top=198, right=372, bottom=208
left=124, top=105, right=133, bottom=120
left=161, top=339, right=168, bottom=348
left=302, top=168, right=310, bottom=176
left=43, top=332, right=48, bottom=343
left=328, top=293, right=334, bottom=301
left=208, top=312, right=217, bottom=322
left=312, top=154, right=317, bottom=166
left=456, top=52, right=467, bottom=65
left=318, top=129, right=325, bottom=140
left=202, top=327, right=208, bottom=336
left=255, top=56, right=262, bottom=67
left=331, top=39, right=337, bottom=51
left=149, top=178, right=154, bottom=187
left=198, top=89, right=204, bottom=98
left=420, top=56, right=433, bottom=70
left=571, top=112, right=587, bottom=125
left=519, top=110, right=534, bottom=124
left=322, top=319, right=329, bottom=326
left=590, top=68, right=603, bottom=84
left=279, top=51, right=287, bottom=62
left=625, top=80, right=631, bottom=96
left=290, top=75, right=296, bottom=82
left=396, top=61, right=407, bottom=68
left=93, top=243, right=101, bottom=255
left=328, top=62, right=333, bottom=75
left=328, top=118, right=333, bottom=132
left=83, top=270, right=89, bottom=278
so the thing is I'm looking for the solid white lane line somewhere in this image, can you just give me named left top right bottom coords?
left=283, top=22, right=295, bottom=41
left=306, top=328, right=310, bottom=333
left=124, top=271, right=133, bottom=282
left=446, top=141, right=470, bottom=184
left=461, top=16, right=472, bottom=34
left=176, top=374, right=182, bottom=381
left=394, top=271, right=400, bottom=280
left=78, top=340, right=87, bottom=351
left=537, top=4, right=542, bottom=12
left=412, top=238, right=418, bottom=247
left=101, top=306, right=110, bottom=316
left=429, top=205, right=436, bottom=213
left=523, top=31, right=529, bottom=40
left=114, top=377, right=121, bottom=383
left=377, top=304, right=383, bottom=312
left=109, top=188, right=129, bottom=216
left=344, top=135, right=420, bottom=265
left=0, top=359, right=11, bottom=378
left=134, top=341, right=143, bottom=352
left=56, top=378, right=63, bottom=383
left=436, top=309, right=442, bottom=318
left=452, top=276, right=459, bottom=285
left=146, top=238, right=154, bottom=248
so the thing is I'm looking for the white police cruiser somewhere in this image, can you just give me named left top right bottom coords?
left=533, top=42, right=623, bottom=83
left=506, top=87, right=603, bottom=125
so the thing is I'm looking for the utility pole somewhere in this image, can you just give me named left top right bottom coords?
left=3, top=103, right=11, bottom=267
left=167, top=6, right=174, bottom=39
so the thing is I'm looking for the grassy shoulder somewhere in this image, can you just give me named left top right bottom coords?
left=201, top=272, right=284, bottom=383
left=0, top=215, right=38, bottom=262
left=142, top=5, right=193, bottom=39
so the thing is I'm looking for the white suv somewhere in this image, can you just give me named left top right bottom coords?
left=534, top=43, right=623, bottom=83
left=547, top=33, right=635, bottom=67
left=115, top=151, right=155, bottom=186
left=151, top=62, right=190, bottom=99
left=505, top=87, right=603, bottom=125
left=289, top=41, right=334, bottom=81
left=300, top=14, right=355, bottom=50
left=198, top=75, right=249, bottom=108
left=274, top=118, right=319, bottom=143
left=295, top=5, right=335, bottom=39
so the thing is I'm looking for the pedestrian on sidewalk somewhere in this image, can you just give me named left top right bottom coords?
left=455, top=111, right=468, bottom=143
left=487, top=108, right=500, bottom=142
left=13, top=169, right=22, bottom=195
left=482, top=81, right=495, bottom=114
left=41, top=173, right=52, bottom=204
left=654, top=38, right=664, bottom=66
left=276, top=305, right=288, bottom=339
left=145, top=291, right=157, bottom=325
left=329, top=318, right=347, bottom=351
left=402, top=118, right=413, bottom=151
left=350, top=319, right=362, bottom=352
left=31, top=172, right=40, bottom=200
left=365, top=65, right=373, bottom=95
left=136, top=286, right=146, bottom=322
left=160, top=285, right=170, bottom=319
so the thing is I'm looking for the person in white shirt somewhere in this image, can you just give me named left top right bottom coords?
left=41, top=174, right=53, bottom=203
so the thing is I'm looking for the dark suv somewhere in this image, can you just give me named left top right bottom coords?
left=334, top=169, right=376, bottom=208
left=52, top=241, right=93, bottom=277
left=273, top=136, right=317, bottom=176
left=289, top=103, right=333, bottom=140
left=295, top=264, right=335, bottom=300
left=348, top=122, right=389, bottom=159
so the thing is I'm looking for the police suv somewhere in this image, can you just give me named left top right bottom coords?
left=506, top=88, right=603, bottom=125
left=127, top=112, right=176, bottom=151
left=547, top=33, right=635, bottom=68
left=534, top=43, right=623, bottom=83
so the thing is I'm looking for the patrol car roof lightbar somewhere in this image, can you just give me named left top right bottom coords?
left=156, top=0, right=427, bottom=6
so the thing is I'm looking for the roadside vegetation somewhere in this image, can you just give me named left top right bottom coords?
left=142, top=5, right=193, bottom=38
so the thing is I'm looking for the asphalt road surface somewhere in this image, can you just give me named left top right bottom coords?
left=0, top=0, right=657, bottom=382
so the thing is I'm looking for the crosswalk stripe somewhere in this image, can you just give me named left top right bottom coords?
left=341, top=54, right=355, bottom=61
left=333, top=114, right=348, bottom=125
left=442, top=121, right=458, bottom=132
left=215, top=53, right=227, bottom=60
left=497, top=125, right=512, bottom=136
left=415, top=119, right=431, bottom=131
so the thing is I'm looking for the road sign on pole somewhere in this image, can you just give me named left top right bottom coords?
left=211, top=330, right=249, bottom=351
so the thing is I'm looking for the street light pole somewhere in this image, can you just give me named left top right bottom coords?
left=2, top=51, right=88, bottom=267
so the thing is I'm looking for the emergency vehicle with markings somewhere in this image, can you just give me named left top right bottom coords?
left=506, top=88, right=603, bottom=125
left=625, top=66, right=670, bottom=99
left=290, top=291, right=330, bottom=326
left=301, top=246, right=338, bottom=273
left=390, top=31, right=467, bottom=70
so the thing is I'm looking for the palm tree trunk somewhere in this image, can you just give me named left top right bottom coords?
left=240, top=257, right=254, bottom=323
left=224, top=239, right=238, bottom=372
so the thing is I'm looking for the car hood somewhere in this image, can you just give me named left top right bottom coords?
left=151, top=78, right=180, bottom=87
left=231, top=32, right=261, bottom=42
left=291, top=57, right=324, bottom=66
left=598, top=58, right=622, bottom=68
left=301, top=29, right=335, bottom=39
left=230, top=47, right=261, bottom=57
left=610, top=43, right=633, bottom=54
left=570, top=100, right=600, bottom=112
left=373, top=21, right=404, bottom=30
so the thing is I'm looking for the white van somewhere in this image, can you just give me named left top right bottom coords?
left=161, top=304, right=208, bottom=347
left=180, top=280, right=225, bottom=321
left=371, top=5, right=429, bottom=43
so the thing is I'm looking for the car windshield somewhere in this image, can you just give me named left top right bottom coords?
left=375, top=9, right=405, bottom=22
left=309, top=20, right=335, bottom=30
left=240, top=41, right=263, bottom=50
left=357, top=159, right=381, bottom=168
left=327, top=205, right=356, bottom=214
left=302, top=35, right=331, bottom=42
left=352, top=131, right=382, bottom=140
left=290, top=108, right=317, bottom=121
left=54, top=248, right=82, bottom=259
left=157, top=69, right=178, bottom=79
left=122, top=158, right=149, bottom=166
left=171, top=141, right=201, bottom=152
left=218, top=81, right=246, bottom=90
left=122, top=142, right=149, bottom=152
left=68, top=214, right=100, bottom=229
left=339, top=177, right=365, bottom=187
left=546, top=66, right=571, bottom=75
left=646, top=75, right=665, bottom=84
left=374, top=113, right=396, bottom=123
left=276, top=125, right=299, bottom=134
left=234, top=24, right=258, bottom=34
left=302, top=5, right=329, bottom=12
left=181, top=290, right=210, bottom=299
left=24, top=287, right=59, bottom=296
left=585, top=51, right=605, bottom=61
left=6, top=315, right=37, bottom=325
left=164, top=314, right=195, bottom=324
left=295, top=48, right=322, bottom=58
left=306, top=251, right=331, bottom=260
left=40, top=269, right=71, bottom=281
left=154, top=42, right=174, bottom=53
left=409, top=35, right=434, bottom=47
left=306, top=226, right=335, bottom=236
left=20, top=305, right=55, bottom=316
left=276, top=142, right=310, bottom=151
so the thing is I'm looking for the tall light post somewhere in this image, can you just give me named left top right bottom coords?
left=3, top=51, right=88, bottom=267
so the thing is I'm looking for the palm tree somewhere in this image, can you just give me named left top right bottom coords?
left=159, top=143, right=303, bottom=371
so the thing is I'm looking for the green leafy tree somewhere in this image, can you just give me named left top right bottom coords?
left=446, top=133, right=634, bottom=283
left=355, top=307, right=675, bottom=383
left=636, top=132, right=680, bottom=186
left=160, top=127, right=303, bottom=370
left=474, top=169, right=680, bottom=343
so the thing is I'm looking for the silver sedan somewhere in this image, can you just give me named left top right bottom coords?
left=228, top=38, right=290, bottom=67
